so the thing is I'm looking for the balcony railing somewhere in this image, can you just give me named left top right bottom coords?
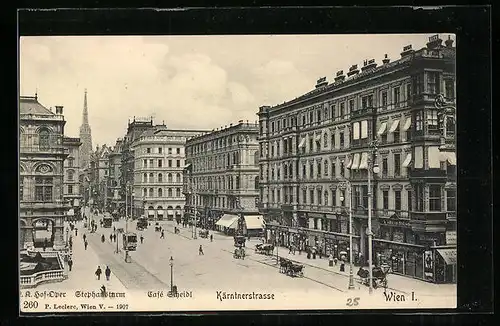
left=409, top=169, right=446, bottom=179
left=351, top=106, right=376, bottom=119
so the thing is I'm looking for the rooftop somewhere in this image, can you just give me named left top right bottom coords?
left=19, top=96, right=55, bottom=116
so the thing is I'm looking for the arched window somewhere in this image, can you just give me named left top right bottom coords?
left=324, top=160, right=329, bottom=176
left=143, top=188, right=147, bottom=197
left=168, top=173, right=173, bottom=183
left=68, top=170, right=74, bottom=181
left=176, top=173, right=181, bottom=183
left=158, top=173, right=163, bottom=182
left=236, top=176, right=240, bottom=189
left=176, top=188, right=181, bottom=197
left=39, top=129, right=50, bottom=149
left=168, top=188, right=173, bottom=197
left=149, top=188, right=154, bottom=197
left=323, top=133, right=328, bottom=147
left=254, top=176, right=259, bottom=190
left=143, top=173, right=147, bottom=182
left=158, top=188, right=163, bottom=197
left=149, top=173, right=154, bottom=182
left=271, top=168, right=275, bottom=180
left=324, top=191, right=329, bottom=206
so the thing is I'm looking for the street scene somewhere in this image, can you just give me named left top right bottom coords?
left=19, top=33, right=457, bottom=312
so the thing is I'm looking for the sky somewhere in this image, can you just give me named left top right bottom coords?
left=19, top=33, right=455, bottom=147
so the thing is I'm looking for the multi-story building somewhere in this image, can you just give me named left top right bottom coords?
left=258, top=34, right=456, bottom=283
left=184, top=120, right=262, bottom=235
left=120, top=117, right=154, bottom=214
left=107, top=138, right=123, bottom=215
left=89, top=144, right=112, bottom=210
left=62, top=136, right=82, bottom=220
left=20, top=95, right=69, bottom=250
left=130, top=125, right=207, bottom=221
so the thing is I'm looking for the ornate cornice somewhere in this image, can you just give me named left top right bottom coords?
left=392, top=183, right=403, bottom=191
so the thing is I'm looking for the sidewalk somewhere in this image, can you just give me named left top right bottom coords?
left=36, top=221, right=128, bottom=294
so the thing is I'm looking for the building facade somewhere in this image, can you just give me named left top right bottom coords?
left=62, top=137, right=82, bottom=220
left=258, top=34, right=456, bottom=283
left=89, top=144, right=112, bottom=211
left=79, top=89, right=93, bottom=170
left=107, top=138, right=123, bottom=214
left=20, top=95, right=69, bottom=250
left=130, top=126, right=207, bottom=221
left=184, top=121, right=260, bottom=232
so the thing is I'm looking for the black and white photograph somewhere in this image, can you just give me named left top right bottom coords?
left=19, top=32, right=458, bottom=312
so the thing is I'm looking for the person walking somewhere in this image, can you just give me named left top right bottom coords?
left=140, top=235, right=144, bottom=244
left=160, top=230, right=165, bottom=239
left=199, top=245, right=204, bottom=255
left=83, top=233, right=87, bottom=242
left=210, top=234, right=213, bottom=242
left=105, top=266, right=111, bottom=281
left=68, top=257, right=73, bottom=271
left=75, top=228, right=78, bottom=237
left=113, top=234, right=117, bottom=242
left=101, top=234, right=105, bottom=243
left=109, top=234, right=113, bottom=242
left=84, top=240, right=88, bottom=250
left=95, top=266, right=102, bottom=280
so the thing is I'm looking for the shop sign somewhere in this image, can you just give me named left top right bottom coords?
left=379, top=218, right=411, bottom=228
left=308, top=213, right=325, bottom=219
left=445, top=231, right=456, bottom=245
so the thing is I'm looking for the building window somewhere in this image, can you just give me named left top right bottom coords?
left=19, top=176, right=24, bottom=200
left=382, top=157, right=388, bottom=176
left=176, top=148, right=181, bottom=155
left=406, top=83, right=412, bottom=103
left=35, top=177, right=53, bottom=202
left=277, top=189, right=281, bottom=202
left=310, top=189, right=314, bottom=204
left=168, top=173, right=173, bottom=183
left=445, top=80, right=455, bottom=100
left=393, top=87, right=401, bottom=105
left=324, top=160, right=329, bottom=176
left=67, top=185, right=73, bottom=194
left=323, top=134, right=328, bottom=148
left=39, top=129, right=50, bottom=150
left=168, top=148, right=172, bottom=154
left=143, top=159, right=147, bottom=168
left=149, top=173, right=154, bottom=183
left=383, top=191, right=389, bottom=209
left=176, top=188, right=181, bottom=197
left=427, top=71, right=439, bottom=94
left=381, top=91, right=387, bottom=109
left=317, top=162, right=322, bottom=178
left=415, top=184, right=424, bottom=212
left=309, top=138, right=313, bottom=153
left=393, top=127, right=400, bottom=143
left=394, top=153, right=401, bottom=176
left=276, top=142, right=280, bottom=156
left=277, top=167, right=281, bottom=180
left=158, top=173, right=163, bottom=182
left=168, top=188, right=173, bottom=197
left=317, top=189, right=322, bottom=205
left=415, top=111, right=424, bottom=131
left=158, top=147, right=162, bottom=154
left=446, top=190, right=456, bottom=212
left=406, top=127, right=412, bottom=141
left=143, top=188, right=147, bottom=197
left=407, top=190, right=412, bottom=212
left=147, top=148, right=151, bottom=154
left=158, top=188, right=163, bottom=197
left=429, top=185, right=442, bottom=211
left=168, top=160, right=172, bottom=167
left=68, top=159, right=73, bottom=167
left=331, top=162, right=336, bottom=178
left=149, top=159, right=153, bottom=167
left=394, top=190, right=401, bottom=211
left=339, top=132, right=345, bottom=148
left=149, top=188, right=154, bottom=197
left=340, top=102, right=345, bottom=117
left=309, top=163, right=314, bottom=179
left=143, top=173, right=147, bottom=182
left=302, top=189, right=307, bottom=204
left=340, top=161, right=344, bottom=178
left=176, top=173, right=181, bottom=183
left=68, top=170, right=74, bottom=181
left=302, top=164, right=306, bottom=179
left=177, top=160, right=181, bottom=167
left=427, top=110, right=439, bottom=131
left=158, top=160, right=163, bottom=168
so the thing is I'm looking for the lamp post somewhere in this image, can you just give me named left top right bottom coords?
left=367, top=139, right=380, bottom=294
left=169, top=256, right=174, bottom=293
left=339, top=178, right=355, bottom=290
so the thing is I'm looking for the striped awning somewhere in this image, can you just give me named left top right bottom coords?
left=216, top=214, right=239, bottom=228
left=377, top=122, right=388, bottom=135
left=402, top=153, right=412, bottom=168
left=350, top=153, right=361, bottom=170
left=358, top=152, right=368, bottom=170
left=245, top=215, right=265, bottom=229
left=389, top=119, right=400, bottom=133
left=298, top=137, right=306, bottom=148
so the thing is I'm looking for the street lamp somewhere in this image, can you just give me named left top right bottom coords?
left=169, top=256, right=174, bottom=294
left=367, top=139, right=380, bottom=294
left=339, top=178, right=355, bottom=290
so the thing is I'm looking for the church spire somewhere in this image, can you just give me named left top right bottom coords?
left=82, top=88, right=89, bottom=125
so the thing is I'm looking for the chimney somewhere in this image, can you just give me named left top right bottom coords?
left=361, top=59, right=377, bottom=72
left=334, top=70, right=345, bottom=82
left=347, top=64, right=359, bottom=77
left=238, top=120, right=243, bottom=124
left=445, top=35, right=454, bottom=48
left=426, top=34, right=443, bottom=49
left=400, top=45, right=414, bottom=58
left=315, top=77, right=328, bottom=89
left=382, top=54, right=390, bottom=64
left=55, top=105, right=63, bottom=114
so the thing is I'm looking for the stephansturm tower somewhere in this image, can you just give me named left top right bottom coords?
left=79, top=88, right=93, bottom=169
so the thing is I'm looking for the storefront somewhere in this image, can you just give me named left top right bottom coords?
left=433, top=246, right=457, bottom=284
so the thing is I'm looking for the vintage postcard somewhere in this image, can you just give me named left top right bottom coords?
left=19, top=33, right=457, bottom=313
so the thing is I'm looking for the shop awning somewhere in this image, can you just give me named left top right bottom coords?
left=358, top=152, right=368, bottom=170
left=216, top=214, right=239, bottom=228
left=227, top=219, right=239, bottom=229
left=402, top=153, right=412, bottom=168
left=389, top=119, right=400, bottom=133
left=440, top=152, right=456, bottom=166
left=402, top=117, right=412, bottom=131
left=244, top=215, right=265, bottom=229
left=345, top=156, right=352, bottom=169
left=167, top=210, right=174, bottom=215
left=437, top=248, right=457, bottom=265
left=157, top=210, right=164, bottom=215
left=377, top=122, right=387, bottom=135
left=67, top=209, right=74, bottom=216
left=298, top=137, right=306, bottom=148
left=148, top=210, right=155, bottom=215
left=350, top=153, right=360, bottom=170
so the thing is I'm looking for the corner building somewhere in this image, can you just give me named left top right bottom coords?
left=130, top=126, right=207, bottom=221
left=258, top=35, right=456, bottom=283
left=184, top=121, right=261, bottom=234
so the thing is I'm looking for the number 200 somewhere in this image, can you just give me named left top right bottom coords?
left=23, top=301, right=39, bottom=309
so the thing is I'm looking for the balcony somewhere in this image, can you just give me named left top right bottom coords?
left=351, top=106, right=376, bottom=119
left=409, top=168, right=446, bottom=180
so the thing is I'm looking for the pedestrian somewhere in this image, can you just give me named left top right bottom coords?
left=113, top=226, right=116, bottom=232
left=84, top=240, right=88, bottom=250
left=101, top=234, right=105, bottom=243
left=140, top=235, right=144, bottom=244
left=105, top=266, right=111, bottom=281
left=113, top=234, right=116, bottom=242
left=95, top=266, right=102, bottom=280
left=210, top=234, right=213, bottom=242
left=160, top=230, right=165, bottom=239
left=68, top=257, right=73, bottom=271
left=109, top=234, right=113, bottom=242
left=288, top=245, right=293, bottom=254
left=83, top=233, right=87, bottom=242
left=199, top=245, right=204, bottom=255
left=329, top=254, right=334, bottom=267
left=75, top=228, right=78, bottom=236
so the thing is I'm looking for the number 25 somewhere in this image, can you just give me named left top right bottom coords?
left=346, top=297, right=360, bottom=306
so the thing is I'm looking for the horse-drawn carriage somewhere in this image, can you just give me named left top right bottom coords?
left=199, top=229, right=209, bottom=238
left=357, top=264, right=391, bottom=289
left=233, top=247, right=245, bottom=259
left=255, top=243, right=274, bottom=255
left=234, top=235, right=246, bottom=247
left=278, top=257, right=304, bottom=277
left=154, top=222, right=161, bottom=232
